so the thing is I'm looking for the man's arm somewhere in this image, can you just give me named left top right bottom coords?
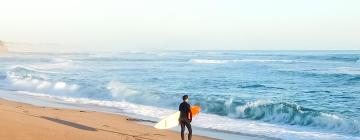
left=179, top=104, right=182, bottom=123
left=188, top=105, right=192, bottom=122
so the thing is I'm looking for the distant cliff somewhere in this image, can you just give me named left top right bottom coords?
left=0, top=40, right=9, bottom=53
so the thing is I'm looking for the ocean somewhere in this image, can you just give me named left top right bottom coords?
left=0, top=51, right=359, bottom=140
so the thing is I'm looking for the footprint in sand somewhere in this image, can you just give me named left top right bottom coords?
left=153, top=134, right=165, bottom=136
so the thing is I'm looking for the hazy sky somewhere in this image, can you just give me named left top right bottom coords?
left=1, top=0, right=359, bottom=52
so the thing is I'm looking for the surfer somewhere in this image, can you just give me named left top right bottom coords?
left=179, top=95, right=192, bottom=140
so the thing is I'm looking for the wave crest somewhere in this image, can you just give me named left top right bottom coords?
left=194, top=98, right=359, bottom=135
left=229, top=100, right=360, bottom=135
left=326, top=56, right=359, bottom=62
left=4, top=70, right=78, bottom=95
left=30, top=58, right=74, bottom=70
left=105, top=80, right=169, bottom=105
left=106, top=80, right=138, bottom=98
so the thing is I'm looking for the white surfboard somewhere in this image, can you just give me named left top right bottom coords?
left=154, top=106, right=201, bottom=129
left=154, top=111, right=181, bottom=129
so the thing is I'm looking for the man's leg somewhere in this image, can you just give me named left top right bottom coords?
left=180, top=121, right=185, bottom=140
left=185, top=121, right=192, bottom=140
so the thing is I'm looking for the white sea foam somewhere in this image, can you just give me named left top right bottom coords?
left=107, top=80, right=138, bottom=98
left=5, top=72, right=78, bottom=95
left=8, top=65, right=59, bottom=74
left=106, top=80, right=165, bottom=105
left=334, top=67, right=360, bottom=75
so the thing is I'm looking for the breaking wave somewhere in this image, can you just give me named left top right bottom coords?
left=3, top=67, right=78, bottom=96
left=106, top=80, right=174, bottom=106
left=201, top=100, right=360, bottom=135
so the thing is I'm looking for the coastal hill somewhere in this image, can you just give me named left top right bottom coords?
left=0, top=40, right=9, bottom=53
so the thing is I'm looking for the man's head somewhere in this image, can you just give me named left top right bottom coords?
left=182, top=95, right=189, bottom=102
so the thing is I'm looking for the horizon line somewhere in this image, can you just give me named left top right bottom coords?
left=5, top=49, right=360, bottom=54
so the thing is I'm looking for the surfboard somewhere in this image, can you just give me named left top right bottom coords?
left=154, top=106, right=201, bottom=129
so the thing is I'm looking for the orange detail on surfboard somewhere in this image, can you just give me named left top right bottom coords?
left=189, top=106, right=201, bottom=119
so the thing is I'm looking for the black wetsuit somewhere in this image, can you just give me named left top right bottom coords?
left=179, top=101, right=192, bottom=140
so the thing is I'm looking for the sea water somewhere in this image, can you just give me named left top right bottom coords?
left=0, top=51, right=359, bottom=140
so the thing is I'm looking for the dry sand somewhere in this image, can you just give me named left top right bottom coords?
left=0, top=98, right=213, bottom=140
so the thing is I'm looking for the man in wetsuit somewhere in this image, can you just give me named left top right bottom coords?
left=179, top=95, right=192, bottom=140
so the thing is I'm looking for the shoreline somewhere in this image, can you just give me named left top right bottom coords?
left=3, top=90, right=358, bottom=140
left=0, top=98, right=213, bottom=140
left=0, top=90, right=273, bottom=140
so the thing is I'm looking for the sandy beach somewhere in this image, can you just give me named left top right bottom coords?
left=0, top=98, right=213, bottom=140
